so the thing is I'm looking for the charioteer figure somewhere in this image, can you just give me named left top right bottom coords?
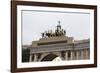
left=41, top=21, right=66, bottom=38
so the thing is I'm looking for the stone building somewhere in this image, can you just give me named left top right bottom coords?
left=22, top=45, right=30, bottom=62
left=22, top=21, right=90, bottom=62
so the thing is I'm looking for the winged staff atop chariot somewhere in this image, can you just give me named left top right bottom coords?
left=41, top=21, right=66, bottom=38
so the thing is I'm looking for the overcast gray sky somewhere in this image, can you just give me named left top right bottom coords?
left=22, top=10, right=90, bottom=45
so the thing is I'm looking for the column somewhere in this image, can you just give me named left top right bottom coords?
left=65, top=51, right=68, bottom=60
left=83, top=50, right=86, bottom=59
left=79, top=51, right=81, bottom=59
left=76, top=51, right=79, bottom=60
left=34, top=54, right=37, bottom=62
left=85, top=49, right=89, bottom=59
left=88, top=49, right=90, bottom=59
left=29, top=54, right=32, bottom=62
left=81, top=50, right=84, bottom=60
left=71, top=51, right=74, bottom=60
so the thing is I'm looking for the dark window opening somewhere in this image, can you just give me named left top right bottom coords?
left=68, top=51, right=71, bottom=59
left=74, top=51, right=77, bottom=57
left=32, top=54, right=34, bottom=61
